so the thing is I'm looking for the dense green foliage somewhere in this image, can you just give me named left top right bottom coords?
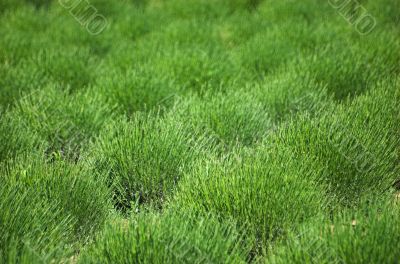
left=268, top=196, right=400, bottom=264
left=87, top=113, right=208, bottom=210
left=0, top=155, right=111, bottom=262
left=79, top=211, right=251, bottom=264
left=0, top=0, right=399, bottom=263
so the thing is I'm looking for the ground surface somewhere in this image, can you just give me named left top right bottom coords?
left=1, top=0, right=400, bottom=263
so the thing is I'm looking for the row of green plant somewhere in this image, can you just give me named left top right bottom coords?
left=1, top=0, right=399, bottom=263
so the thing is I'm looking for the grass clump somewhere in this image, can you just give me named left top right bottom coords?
left=96, top=66, right=177, bottom=115
left=251, top=69, right=330, bottom=122
left=173, top=145, right=326, bottom=250
left=0, top=182, right=73, bottom=263
left=87, top=113, right=209, bottom=211
left=149, top=46, right=238, bottom=95
left=79, top=210, right=251, bottom=264
left=232, top=24, right=304, bottom=77
left=268, top=196, right=400, bottom=264
left=295, top=33, right=400, bottom=100
left=9, top=85, right=115, bottom=160
left=0, top=61, right=47, bottom=108
left=0, top=110, right=40, bottom=163
left=272, top=81, right=400, bottom=206
left=0, top=154, right=111, bottom=262
left=173, top=90, right=271, bottom=148
left=26, top=47, right=99, bottom=91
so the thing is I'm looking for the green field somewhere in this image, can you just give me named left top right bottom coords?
left=1, top=0, right=400, bottom=263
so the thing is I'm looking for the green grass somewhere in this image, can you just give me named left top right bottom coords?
left=268, top=196, right=400, bottom=264
left=271, top=81, right=400, bottom=206
left=5, top=85, right=115, bottom=160
left=0, top=154, right=111, bottom=263
left=86, top=113, right=210, bottom=211
left=172, top=89, right=271, bottom=148
left=172, top=145, right=327, bottom=251
left=79, top=210, right=251, bottom=263
left=1, top=0, right=399, bottom=263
